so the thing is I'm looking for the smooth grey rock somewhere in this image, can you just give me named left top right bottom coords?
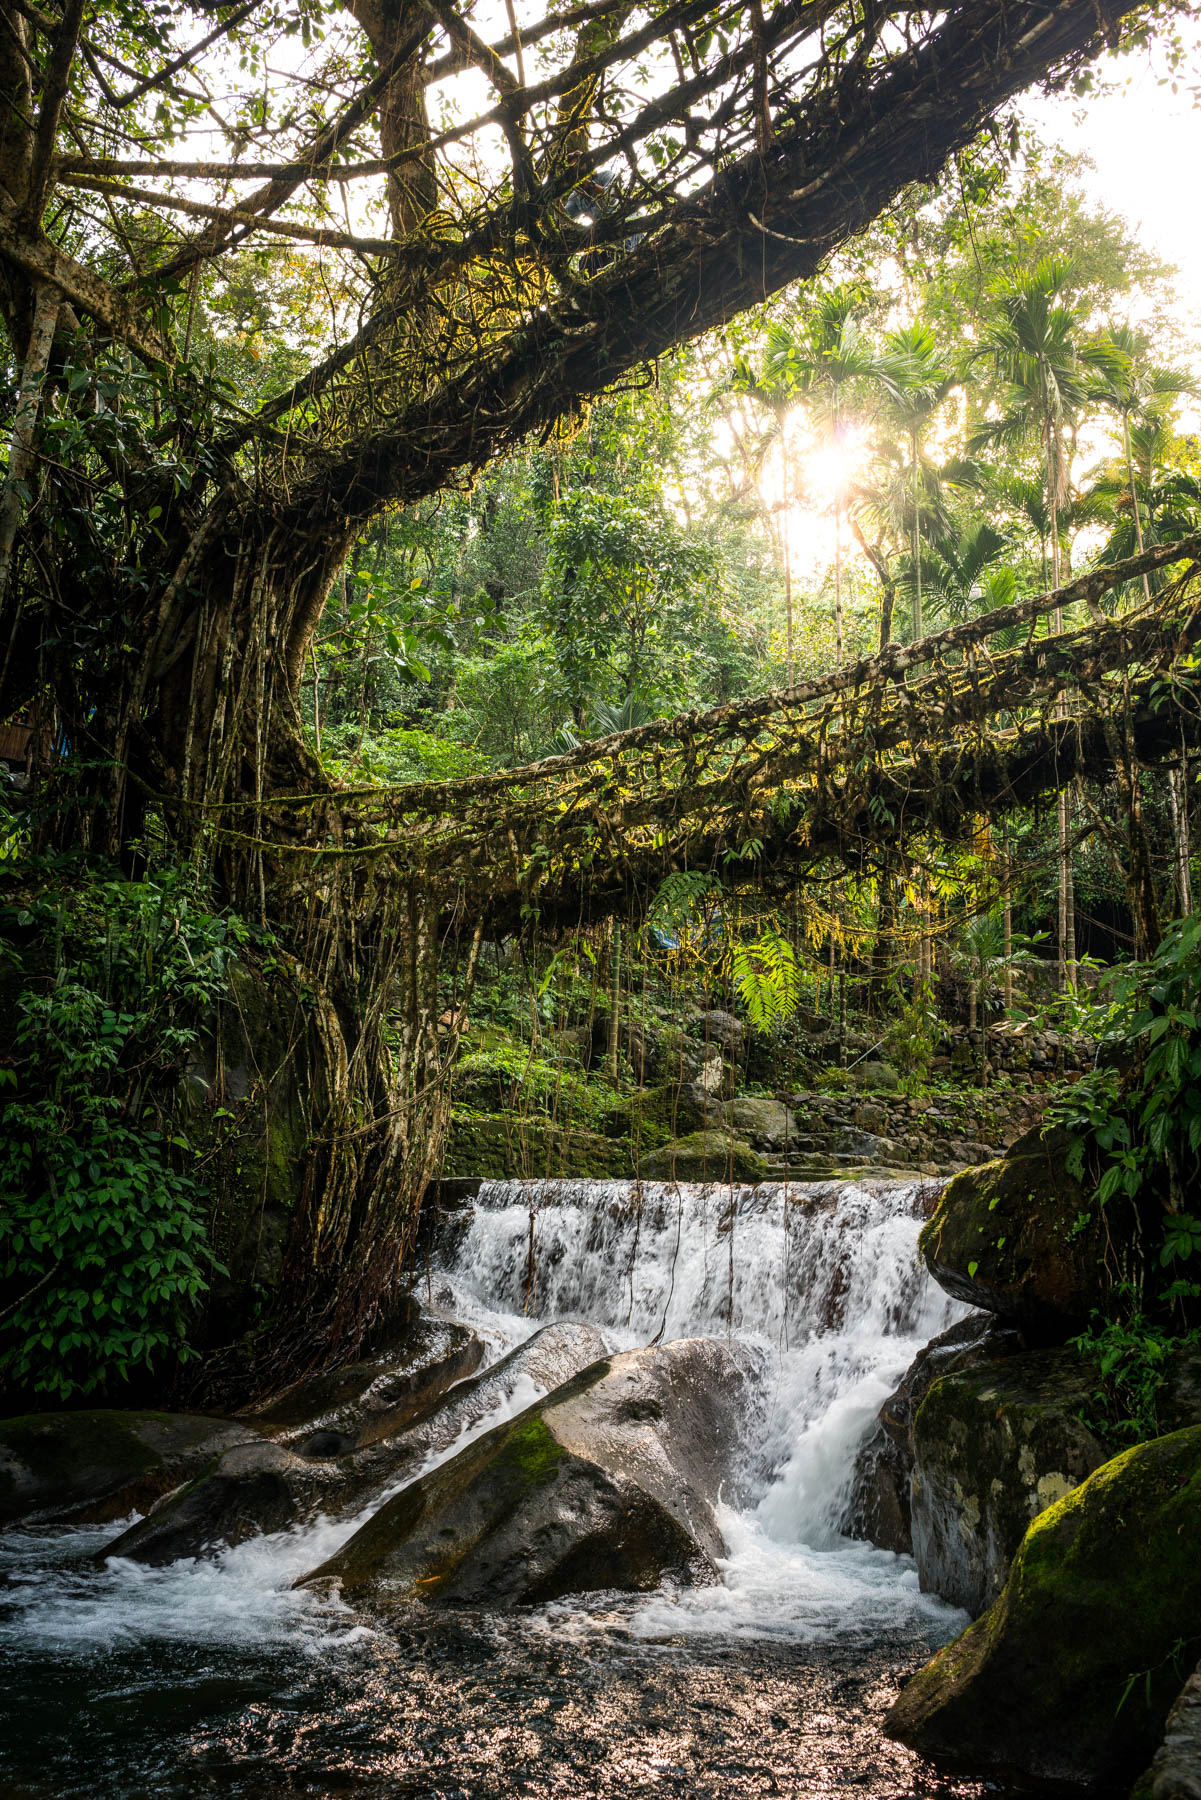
left=300, top=1338, right=756, bottom=1608
left=103, top=1321, right=609, bottom=1566
left=242, top=1308, right=484, bottom=1453
left=101, top=1439, right=335, bottom=1564
left=693, top=1009, right=746, bottom=1057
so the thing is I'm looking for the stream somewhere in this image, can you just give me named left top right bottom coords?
left=1, top=1176, right=991, bottom=1799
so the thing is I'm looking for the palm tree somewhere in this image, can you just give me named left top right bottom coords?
left=916, top=518, right=1016, bottom=626
left=970, top=256, right=1105, bottom=612
left=970, top=257, right=1104, bottom=994
left=1088, top=333, right=1192, bottom=601
left=879, top=322, right=954, bottom=642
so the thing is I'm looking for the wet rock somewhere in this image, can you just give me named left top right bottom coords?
left=242, top=1307, right=484, bottom=1453
left=109, top=1321, right=610, bottom=1565
left=301, top=1339, right=754, bottom=1608
left=637, top=1131, right=767, bottom=1183
left=846, top=1316, right=1021, bottom=1555
left=918, top=1124, right=1126, bottom=1340
left=100, top=1439, right=335, bottom=1565
left=886, top=1427, right=1201, bottom=1790
left=910, top=1346, right=1107, bottom=1615
left=0, top=1410, right=262, bottom=1527
left=352, top=1320, right=611, bottom=1494
left=1140, top=1660, right=1201, bottom=1800
left=722, top=1097, right=797, bottom=1151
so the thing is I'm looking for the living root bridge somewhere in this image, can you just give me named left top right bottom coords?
left=224, top=534, right=1201, bottom=933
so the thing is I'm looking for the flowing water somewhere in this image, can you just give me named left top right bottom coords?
left=0, top=1176, right=989, bottom=1800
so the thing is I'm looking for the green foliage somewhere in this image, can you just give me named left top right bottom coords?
left=881, top=977, right=940, bottom=1087
left=1051, top=915, right=1201, bottom=1220
left=729, top=930, right=801, bottom=1034
left=0, top=863, right=242, bottom=1398
left=1071, top=1301, right=1198, bottom=1447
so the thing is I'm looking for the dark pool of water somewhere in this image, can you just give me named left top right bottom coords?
left=0, top=1598, right=993, bottom=1800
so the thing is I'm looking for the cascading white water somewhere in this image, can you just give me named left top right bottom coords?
left=433, top=1174, right=969, bottom=1643
left=2, top=1175, right=968, bottom=1661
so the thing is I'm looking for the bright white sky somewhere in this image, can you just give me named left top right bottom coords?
left=1022, top=33, right=1201, bottom=345
left=771, top=29, right=1201, bottom=583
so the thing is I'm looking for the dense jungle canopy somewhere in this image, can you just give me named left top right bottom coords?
left=4, top=0, right=1201, bottom=1398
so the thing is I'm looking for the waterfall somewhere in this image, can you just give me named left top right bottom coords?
left=433, top=1174, right=969, bottom=1642
left=3, top=1176, right=967, bottom=1661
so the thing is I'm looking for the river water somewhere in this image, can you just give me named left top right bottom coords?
left=0, top=1176, right=988, bottom=1799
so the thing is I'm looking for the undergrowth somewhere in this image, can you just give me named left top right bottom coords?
left=0, top=856, right=244, bottom=1399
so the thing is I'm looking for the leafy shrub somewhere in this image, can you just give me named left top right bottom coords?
left=0, top=863, right=244, bottom=1397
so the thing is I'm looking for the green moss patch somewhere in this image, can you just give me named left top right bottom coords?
left=888, top=1426, right=1201, bottom=1788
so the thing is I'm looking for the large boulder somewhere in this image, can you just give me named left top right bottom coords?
left=241, top=1305, right=484, bottom=1454
left=886, top=1427, right=1201, bottom=1789
left=845, top=1315, right=1022, bottom=1556
left=722, top=1097, right=798, bottom=1152
left=350, top=1320, right=612, bottom=1494
left=300, top=1338, right=753, bottom=1608
left=918, top=1124, right=1125, bottom=1340
left=637, top=1132, right=767, bottom=1183
left=691, top=1010, right=746, bottom=1060
left=103, top=1321, right=609, bottom=1565
left=909, top=1346, right=1107, bottom=1614
left=99, top=1438, right=334, bottom=1565
left=0, top=1409, right=261, bottom=1527
left=603, top=1080, right=721, bottom=1148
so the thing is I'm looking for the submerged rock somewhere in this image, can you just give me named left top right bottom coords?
left=918, top=1124, right=1125, bottom=1339
left=300, top=1338, right=753, bottom=1608
left=909, top=1346, right=1107, bottom=1615
left=637, top=1131, right=767, bottom=1182
left=886, top=1426, right=1201, bottom=1789
left=0, top=1410, right=262, bottom=1527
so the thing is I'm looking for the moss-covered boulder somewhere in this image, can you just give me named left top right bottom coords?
left=910, top=1346, right=1107, bottom=1615
left=0, top=1410, right=261, bottom=1527
left=885, top=1427, right=1201, bottom=1789
left=918, top=1124, right=1124, bottom=1339
left=444, top=1112, right=632, bottom=1179
left=300, top=1338, right=754, bottom=1608
left=602, top=1081, right=720, bottom=1150
left=845, top=1315, right=1023, bottom=1556
left=722, top=1097, right=798, bottom=1151
left=637, top=1132, right=767, bottom=1183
